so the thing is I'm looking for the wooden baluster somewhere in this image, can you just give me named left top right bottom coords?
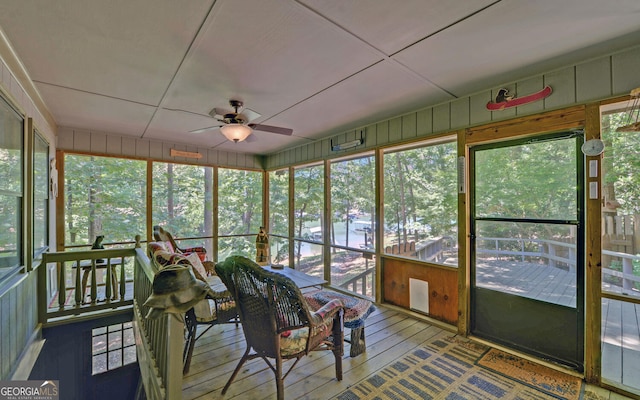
left=120, top=257, right=126, bottom=300
left=105, top=258, right=112, bottom=300
left=58, top=261, right=67, bottom=308
left=74, top=260, right=83, bottom=305
left=90, top=259, right=97, bottom=303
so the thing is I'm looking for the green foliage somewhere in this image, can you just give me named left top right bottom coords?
left=474, top=137, right=577, bottom=223
left=218, top=168, right=263, bottom=235
left=65, top=155, right=146, bottom=244
left=269, top=170, right=289, bottom=236
left=383, top=141, right=458, bottom=244
left=330, top=155, right=375, bottom=247
left=152, top=163, right=212, bottom=238
left=293, top=165, right=324, bottom=236
left=602, top=111, right=640, bottom=215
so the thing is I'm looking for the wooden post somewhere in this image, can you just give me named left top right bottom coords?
left=584, top=102, right=601, bottom=384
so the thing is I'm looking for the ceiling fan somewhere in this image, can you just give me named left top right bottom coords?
left=190, top=99, right=293, bottom=142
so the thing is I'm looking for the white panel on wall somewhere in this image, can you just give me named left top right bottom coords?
left=576, top=57, right=611, bottom=103
left=409, top=278, right=429, bottom=314
left=90, top=132, right=107, bottom=153
left=121, top=137, right=137, bottom=157
left=57, top=128, right=74, bottom=150
left=416, top=108, right=432, bottom=138
left=320, top=139, right=329, bottom=158
left=135, top=140, right=150, bottom=158
left=149, top=140, right=163, bottom=159
left=365, top=124, right=377, bottom=147
left=470, top=91, right=492, bottom=126
left=219, top=151, right=228, bottom=166
left=389, top=117, right=402, bottom=143
left=433, top=103, right=450, bottom=133
left=612, top=47, right=640, bottom=96
left=450, top=97, right=469, bottom=129
left=544, top=67, right=576, bottom=109
left=73, top=129, right=91, bottom=152
left=376, top=121, right=389, bottom=145
left=105, top=135, right=122, bottom=154
left=206, top=149, right=218, bottom=165
left=401, top=113, right=417, bottom=140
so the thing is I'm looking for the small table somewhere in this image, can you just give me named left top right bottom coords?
left=74, top=257, right=123, bottom=303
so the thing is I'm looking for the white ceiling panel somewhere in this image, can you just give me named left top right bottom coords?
left=162, top=0, right=383, bottom=117
left=0, top=0, right=214, bottom=105
left=271, top=60, right=452, bottom=145
left=299, top=0, right=496, bottom=55
left=394, top=0, right=640, bottom=95
left=35, top=83, right=157, bottom=136
left=0, top=0, right=639, bottom=156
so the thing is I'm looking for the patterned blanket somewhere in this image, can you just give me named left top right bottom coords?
left=305, top=290, right=375, bottom=329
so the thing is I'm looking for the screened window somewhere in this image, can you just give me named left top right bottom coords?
left=65, top=155, right=146, bottom=246
left=293, top=164, right=324, bottom=242
left=152, top=162, right=213, bottom=252
left=269, top=169, right=289, bottom=265
left=330, top=155, right=376, bottom=298
left=217, top=168, right=263, bottom=260
left=33, top=132, right=49, bottom=256
left=268, top=169, right=289, bottom=237
left=330, top=155, right=375, bottom=250
left=383, top=139, right=458, bottom=267
left=0, top=96, right=23, bottom=278
left=293, top=164, right=324, bottom=274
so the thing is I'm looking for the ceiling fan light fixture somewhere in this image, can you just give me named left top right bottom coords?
left=220, top=123, right=252, bottom=142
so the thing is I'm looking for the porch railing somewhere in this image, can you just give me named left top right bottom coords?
left=133, top=242, right=184, bottom=400
left=476, top=236, right=639, bottom=295
left=340, top=268, right=375, bottom=298
left=39, top=243, right=137, bottom=323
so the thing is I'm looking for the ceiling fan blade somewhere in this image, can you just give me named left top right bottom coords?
left=189, top=125, right=221, bottom=134
left=211, top=107, right=231, bottom=118
left=241, top=108, right=261, bottom=122
left=248, top=123, right=293, bottom=136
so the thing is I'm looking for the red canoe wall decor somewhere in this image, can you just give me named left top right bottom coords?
left=486, top=86, right=552, bottom=111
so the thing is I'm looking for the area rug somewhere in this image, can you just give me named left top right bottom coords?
left=477, top=349, right=583, bottom=400
left=334, top=335, right=583, bottom=400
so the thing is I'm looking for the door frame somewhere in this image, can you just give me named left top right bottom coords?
left=457, top=104, right=604, bottom=382
left=468, top=131, right=585, bottom=370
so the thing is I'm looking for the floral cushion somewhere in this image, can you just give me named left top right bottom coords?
left=280, top=327, right=309, bottom=357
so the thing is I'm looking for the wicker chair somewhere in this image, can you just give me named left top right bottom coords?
left=215, top=256, right=345, bottom=400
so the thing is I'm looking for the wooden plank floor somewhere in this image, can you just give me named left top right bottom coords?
left=182, top=305, right=635, bottom=400
left=182, top=306, right=443, bottom=399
